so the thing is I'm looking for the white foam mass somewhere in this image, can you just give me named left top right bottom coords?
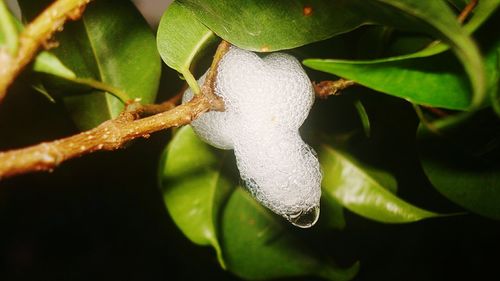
left=183, top=47, right=322, bottom=228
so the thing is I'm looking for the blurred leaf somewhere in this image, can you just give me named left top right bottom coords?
left=0, top=0, right=18, bottom=54
left=19, top=0, right=161, bottom=130
left=304, top=0, right=499, bottom=110
left=177, top=0, right=365, bottom=52
left=320, top=196, right=346, bottom=230
left=159, top=126, right=231, bottom=267
left=418, top=113, right=500, bottom=220
left=353, top=100, right=371, bottom=138
left=222, top=188, right=359, bottom=281
left=320, top=145, right=441, bottom=223
left=157, top=1, right=216, bottom=94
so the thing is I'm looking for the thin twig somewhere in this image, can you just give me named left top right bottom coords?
left=313, top=79, right=356, bottom=99
left=0, top=41, right=230, bottom=180
left=457, top=0, right=478, bottom=24
left=0, top=0, right=91, bottom=103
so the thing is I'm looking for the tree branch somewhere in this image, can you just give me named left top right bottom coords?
left=0, top=0, right=91, bottom=103
left=0, top=40, right=229, bottom=180
left=313, top=79, right=356, bottom=99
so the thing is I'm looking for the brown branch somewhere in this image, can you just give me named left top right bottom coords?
left=313, top=79, right=356, bottom=99
left=0, top=41, right=229, bottom=180
left=0, top=0, right=91, bottom=103
left=457, top=0, right=478, bottom=24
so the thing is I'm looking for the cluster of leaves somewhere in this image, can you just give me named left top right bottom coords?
left=157, top=0, right=500, bottom=280
left=1, top=0, right=500, bottom=280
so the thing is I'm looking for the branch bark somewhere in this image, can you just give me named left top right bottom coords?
left=313, top=79, right=356, bottom=99
left=0, top=41, right=230, bottom=180
left=0, top=0, right=91, bottom=103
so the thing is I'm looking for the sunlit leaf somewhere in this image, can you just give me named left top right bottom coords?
left=19, top=0, right=161, bottom=130
left=320, top=145, right=441, bottom=223
left=157, top=1, right=216, bottom=94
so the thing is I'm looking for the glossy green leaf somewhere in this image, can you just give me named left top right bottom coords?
left=157, top=1, right=216, bottom=94
left=159, top=126, right=231, bottom=267
left=418, top=114, right=500, bottom=220
left=19, top=0, right=161, bottom=130
left=304, top=0, right=500, bottom=110
left=177, top=0, right=365, bottom=52
left=222, top=187, right=359, bottom=281
left=320, top=145, right=440, bottom=223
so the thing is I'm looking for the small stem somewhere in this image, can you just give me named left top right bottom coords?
left=457, top=0, right=478, bottom=24
left=313, top=79, right=356, bottom=99
left=0, top=0, right=19, bottom=55
left=73, top=77, right=131, bottom=103
left=201, top=40, right=230, bottom=111
left=182, top=69, right=201, bottom=96
left=412, top=104, right=441, bottom=135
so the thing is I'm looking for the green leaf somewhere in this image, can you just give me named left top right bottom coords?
left=0, top=6, right=77, bottom=82
left=32, top=51, right=76, bottom=79
left=320, top=145, right=440, bottom=223
left=418, top=114, right=500, bottom=220
left=159, top=126, right=358, bottom=280
left=304, top=52, right=470, bottom=109
left=304, top=0, right=499, bottom=110
left=177, top=0, right=365, bottom=52
left=222, top=188, right=359, bottom=281
left=159, top=126, right=231, bottom=267
left=157, top=1, right=216, bottom=94
left=0, top=0, right=19, bottom=54
left=19, top=0, right=161, bottom=130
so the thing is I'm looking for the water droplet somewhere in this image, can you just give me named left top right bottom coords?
left=286, top=205, right=320, bottom=228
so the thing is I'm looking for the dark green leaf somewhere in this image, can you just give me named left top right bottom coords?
left=157, top=1, right=216, bottom=94
left=177, top=0, right=365, bottom=52
left=304, top=0, right=500, bottom=110
left=222, top=188, right=359, bottom=281
left=418, top=114, right=500, bottom=220
left=19, top=0, right=161, bottom=130
left=159, top=126, right=231, bottom=267
left=320, top=145, right=441, bottom=223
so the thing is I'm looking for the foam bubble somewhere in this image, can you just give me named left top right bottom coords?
left=183, top=46, right=322, bottom=227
